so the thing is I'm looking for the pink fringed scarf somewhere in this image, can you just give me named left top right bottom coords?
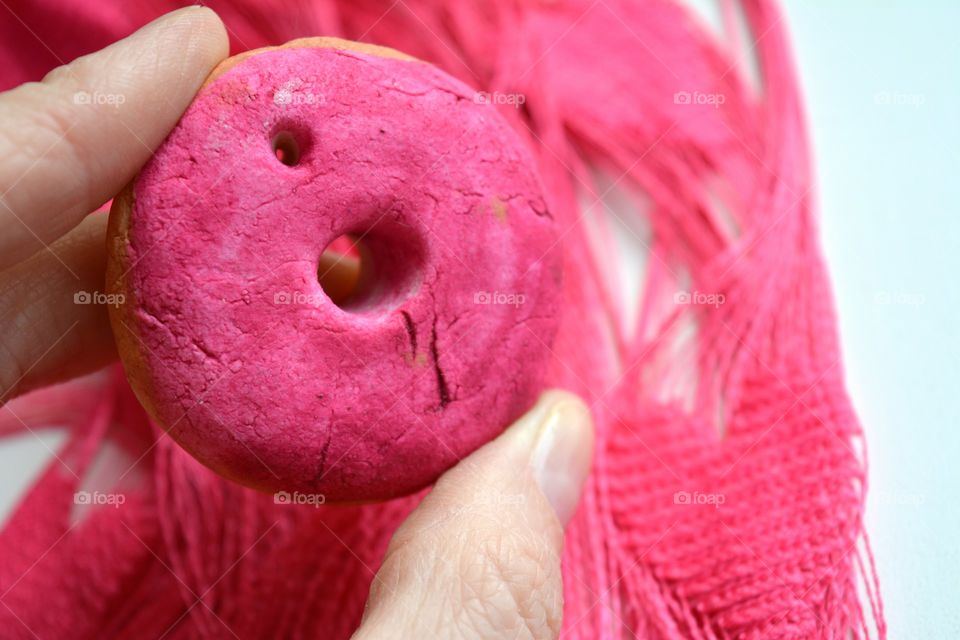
left=0, top=0, right=885, bottom=637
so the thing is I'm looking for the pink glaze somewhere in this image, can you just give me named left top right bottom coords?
left=118, top=44, right=561, bottom=501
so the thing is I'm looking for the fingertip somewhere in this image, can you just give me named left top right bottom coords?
left=0, top=7, right=232, bottom=270
left=154, top=6, right=230, bottom=67
left=85, top=6, right=230, bottom=112
left=427, top=389, right=594, bottom=528
left=356, top=390, right=584, bottom=639
left=503, top=390, right=593, bottom=524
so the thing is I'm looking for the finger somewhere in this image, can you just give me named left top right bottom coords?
left=0, top=7, right=229, bottom=270
left=354, top=391, right=594, bottom=640
left=0, top=214, right=115, bottom=402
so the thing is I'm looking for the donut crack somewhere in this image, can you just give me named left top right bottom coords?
left=188, top=336, right=222, bottom=365
left=401, top=311, right=418, bottom=356
left=378, top=83, right=470, bottom=103
left=429, top=315, right=451, bottom=410
left=138, top=306, right=223, bottom=370
left=312, top=429, right=334, bottom=485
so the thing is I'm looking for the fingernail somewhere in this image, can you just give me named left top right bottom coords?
left=529, top=392, right=593, bottom=524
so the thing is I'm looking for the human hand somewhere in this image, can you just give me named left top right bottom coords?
left=353, top=390, right=593, bottom=639
left=0, top=7, right=229, bottom=401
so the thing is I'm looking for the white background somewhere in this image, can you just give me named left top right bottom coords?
left=1, top=2, right=957, bottom=637
left=682, top=1, right=959, bottom=635
left=784, top=2, right=959, bottom=637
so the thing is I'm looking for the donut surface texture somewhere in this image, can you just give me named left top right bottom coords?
left=107, top=38, right=562, bottom=501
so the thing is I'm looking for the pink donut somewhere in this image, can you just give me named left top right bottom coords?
left=107, top=38, right=562, bottom=501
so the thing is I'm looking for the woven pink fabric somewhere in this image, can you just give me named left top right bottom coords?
left=0, top=0, right=884, bottom=638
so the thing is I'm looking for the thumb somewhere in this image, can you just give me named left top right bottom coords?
left=354, top=391, right=594, bottom=640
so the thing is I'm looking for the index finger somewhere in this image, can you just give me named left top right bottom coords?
left=0, top=6, right=228, bottom=270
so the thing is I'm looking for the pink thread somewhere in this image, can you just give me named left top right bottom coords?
left=0, top=0, right=884, bottom=637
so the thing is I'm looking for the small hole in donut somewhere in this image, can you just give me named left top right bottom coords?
left=318, top=234, right=364, bottom=308
left=271, top=131, right=301, bottom=166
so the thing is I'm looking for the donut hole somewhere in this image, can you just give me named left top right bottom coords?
left=318, top=224, right=425, bottom=314
left=271, top=131, right=301, bottom=166
left=269, top=122, right=312, bottom=167
left=318, top=235, right=364, bottom=308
